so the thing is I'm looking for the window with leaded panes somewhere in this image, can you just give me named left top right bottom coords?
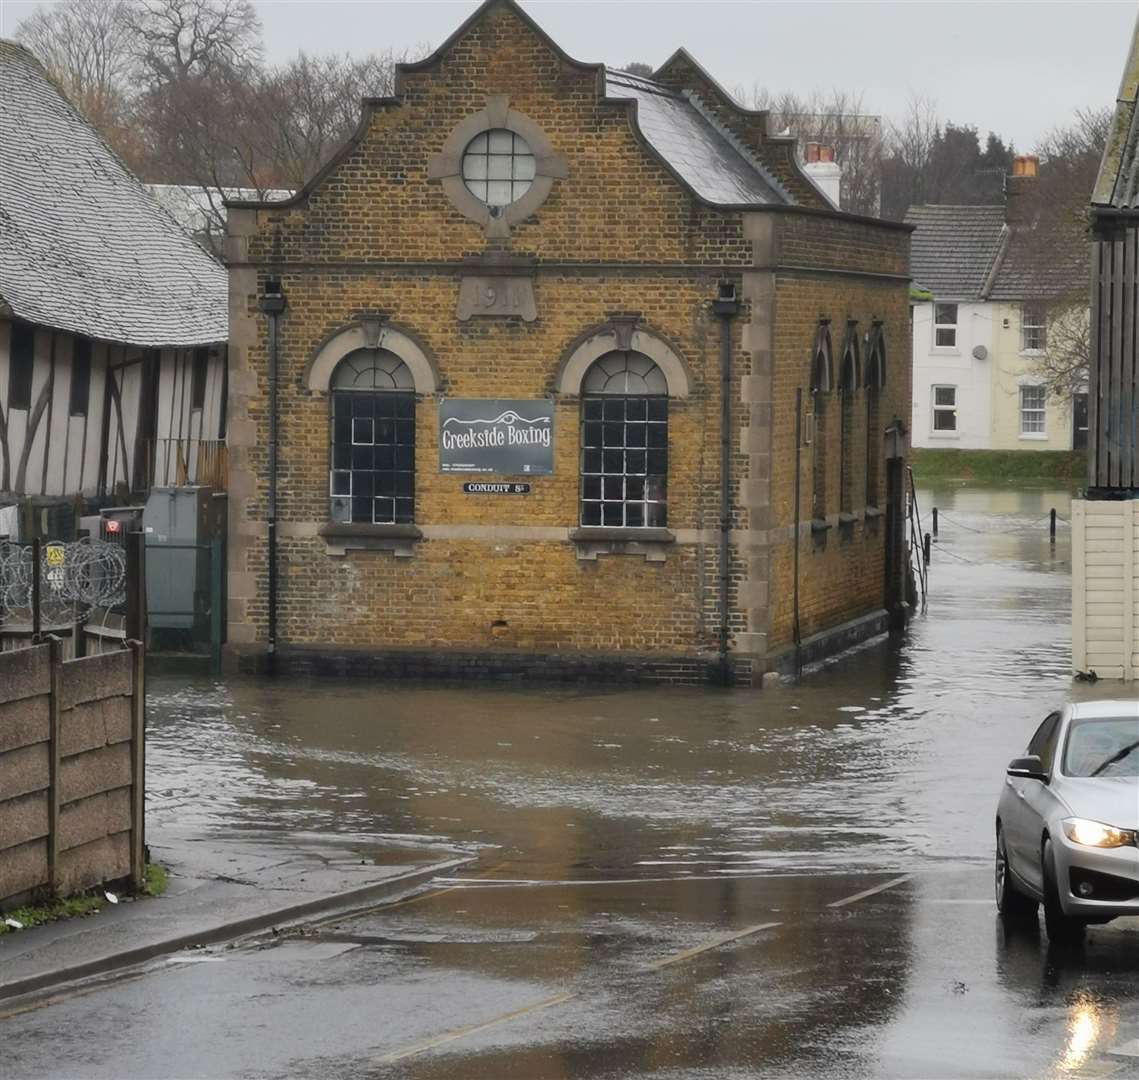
left=462, top=129, right=536, bottom=208
left=580, top=351, right=668, bottom=528
left=329, top=349, right=415, bottom=525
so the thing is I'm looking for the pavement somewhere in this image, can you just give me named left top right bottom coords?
left=0, top=821, right=470, bottom=1003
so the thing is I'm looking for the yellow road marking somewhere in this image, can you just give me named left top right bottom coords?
left=827, top=875, right=910, bottom=908
left=373, top=991, right=576, bottom=1064
left=644, top=921, right=782, bottom=971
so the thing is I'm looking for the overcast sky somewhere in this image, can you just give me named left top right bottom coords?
left=1, top=0, right=1135, bottom=148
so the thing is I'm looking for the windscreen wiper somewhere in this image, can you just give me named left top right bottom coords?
left=1091, top=737, right=1139, bottom=777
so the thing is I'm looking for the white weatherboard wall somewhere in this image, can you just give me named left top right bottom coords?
left=1072, top=499, right=1138, bottom=681
left=911, top=301, right=993, bottom=449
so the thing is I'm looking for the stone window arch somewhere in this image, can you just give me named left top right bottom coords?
left=305, top=320, right=438, bottom=396
left=329, top=348, right=416, bottom=526
left=556, top=321, right=690, bottom=398
left=579, top=351, right=668, bottom=529
left=427, top=95, right=568, bottom=239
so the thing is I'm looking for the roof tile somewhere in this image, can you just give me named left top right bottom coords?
left=0, top=40, right=227, bottom=347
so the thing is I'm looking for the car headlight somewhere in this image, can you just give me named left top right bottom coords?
left=1062, top=818, right=1137, bottom=848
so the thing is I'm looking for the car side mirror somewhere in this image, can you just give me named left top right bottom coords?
left=1007, top=755, right=1048, bottom=781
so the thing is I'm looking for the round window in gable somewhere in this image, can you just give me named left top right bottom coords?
left=461, top=129, right=536, bottom=209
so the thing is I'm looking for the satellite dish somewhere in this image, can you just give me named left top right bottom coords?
left=972, top=345, right=988, bottom=361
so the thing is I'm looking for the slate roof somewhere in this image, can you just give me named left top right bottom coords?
left=903, top=205, right=1006, bottom=301
left=983, top=226, right=1087, bottom=301
left=0, top=40, right=227, bottom=347
left=604, top=70, right=793, bottom=207
left=1093, top=15, right=1139, bottom=210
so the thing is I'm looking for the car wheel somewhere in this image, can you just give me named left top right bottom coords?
left=1042, top=837, right=1085, bottom=945
left=995, top=824, right=1037, bottom=922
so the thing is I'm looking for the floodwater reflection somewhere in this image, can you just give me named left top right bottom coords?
left=147, top=484, right=1101, bottom=882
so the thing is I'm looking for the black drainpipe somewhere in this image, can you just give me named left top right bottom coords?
left=712, top=281, right=740, bottom=685
left=259, top=280, right=286, bottom=672
left=792, top=387, right=803, bottom=676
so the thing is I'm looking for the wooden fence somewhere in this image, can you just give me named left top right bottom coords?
left=0, top=639, right=145, bottom=908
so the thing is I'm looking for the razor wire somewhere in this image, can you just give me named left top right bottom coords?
left=0, top=538, right=127, bottom=626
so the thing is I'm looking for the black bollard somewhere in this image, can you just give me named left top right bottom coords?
left=923, top=532, right=931, bottom=566
left=932, top=507, right=938, bottom=539
left=1050, top=508, right=1056, bottom=545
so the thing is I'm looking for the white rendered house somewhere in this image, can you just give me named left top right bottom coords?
left=907, top=163, right=1088, bottom=454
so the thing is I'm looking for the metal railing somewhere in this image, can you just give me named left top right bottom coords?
left=906, top=465, right=929, bottom=613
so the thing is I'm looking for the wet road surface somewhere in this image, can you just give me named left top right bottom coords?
left=5, top=485, right=1139, bottom=1078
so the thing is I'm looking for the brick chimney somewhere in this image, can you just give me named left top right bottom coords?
left=1005, top=154, right=1039, bottom=224
left=803, top=143, right=841, bottom=207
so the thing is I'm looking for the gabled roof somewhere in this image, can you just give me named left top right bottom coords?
left=903, top=205, right=1006, bottom=300
left=1092, top=14, right=1139, bottom=210
left=232, top=0, right=817, bottom=216
left=0, top=39, right=227, bottom=347
left=604, top=70, right=791, bottom=207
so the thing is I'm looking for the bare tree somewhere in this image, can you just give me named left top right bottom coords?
left=259, top=50, right=415, bottom=188
left=1021, top=107, right=1112, bottom=402
left=125, top=0, right=262, bottom=85
left=740, top=85, right=883, bottom=216
left=14, top=0, right=136, bottom=133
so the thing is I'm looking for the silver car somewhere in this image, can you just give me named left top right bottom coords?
left=995, top=699, right=1139, bottom=942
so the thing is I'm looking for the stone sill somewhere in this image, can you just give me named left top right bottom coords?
left=809, top=519, right=833, bottom=535
left=320, top=522, right=423, bottom=557
left=864, top=506, right=884, bottom=519
left=838, top=512, right=859, bottom=525
left=569, top=526, right=675, bottom=563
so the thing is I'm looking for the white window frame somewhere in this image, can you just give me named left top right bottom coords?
left=933, top=303, right=958, bottom=349
left=931, top=384, right=958, bottom=436
left=1021, top=303, right=1047, bottom=353
left=1019, top=383, right=1047, bottom=438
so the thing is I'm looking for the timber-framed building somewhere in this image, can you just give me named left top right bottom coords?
left=0, top=40, right=228, bottom=509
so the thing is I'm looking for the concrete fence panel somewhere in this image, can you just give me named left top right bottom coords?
left=1073, top=499, right=1138, bottom=681
left=0, top=639, right=144, bottom=908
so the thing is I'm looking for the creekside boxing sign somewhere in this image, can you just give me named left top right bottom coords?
left=439, top=399, right=553, bottom=475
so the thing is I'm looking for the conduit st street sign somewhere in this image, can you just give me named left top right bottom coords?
left=462, top=482, right=531, bottom=494
left=439, top=399, right=553, bottom=474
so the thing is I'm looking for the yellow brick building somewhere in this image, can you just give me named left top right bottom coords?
left=224, top=0, right=913, bottom=685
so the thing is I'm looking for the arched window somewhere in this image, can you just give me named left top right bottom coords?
left=329, top=349, right=415, bottom=525
left=864, top=322, right=886, bottom=509
left=580, top=351, right=668, bottom=528
left=810, top=319, right=833, bottom=522
left=839, top=321, right=860, bottom=515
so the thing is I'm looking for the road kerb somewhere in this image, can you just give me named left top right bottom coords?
left=0, top=856, right=471, bottom=1004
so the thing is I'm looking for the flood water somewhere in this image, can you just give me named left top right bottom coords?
left=145, top=484, right=1111, bottom=883
left=10, top=483, right=1139, bottom=1080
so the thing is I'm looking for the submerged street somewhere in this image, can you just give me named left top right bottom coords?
left=5, top=485, right=1139, bottom=1079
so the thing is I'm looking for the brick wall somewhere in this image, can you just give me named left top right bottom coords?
left=766, top=224, right=912, bottom=649
left=225, top=0, right=913, bottom=681
left=0, top=642, right=144, bottom=908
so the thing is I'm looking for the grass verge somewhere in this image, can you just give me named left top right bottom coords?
left=911, top=448, right=1087, bottom=484
left=0, top=863, right=168, bottom=936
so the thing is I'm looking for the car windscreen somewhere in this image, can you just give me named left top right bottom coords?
left=1062, top=717, right=1139, bottom=778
